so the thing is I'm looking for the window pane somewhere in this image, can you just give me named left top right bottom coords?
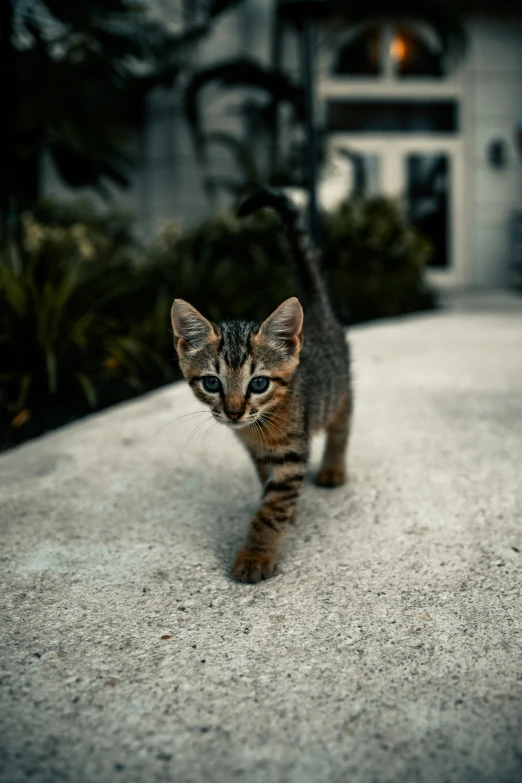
left=406, top=154, right=450, bottom=268
left=392, top=28, right=444, bottom=78
left=344, top=151, right=380, bottom=198
left=326, top=100, right=458, bottom=133
left=320, top=151, right=379, bottom=210
left=333, top=26, right=381, bottom=76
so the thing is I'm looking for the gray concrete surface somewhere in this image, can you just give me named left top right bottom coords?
left=1, top=293, right=522, bottom=783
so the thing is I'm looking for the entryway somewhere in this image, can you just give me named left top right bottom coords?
left=323, top=135, right=466, bottom=285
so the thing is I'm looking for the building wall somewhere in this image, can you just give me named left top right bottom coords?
left=465, top=18, right=522, bottom=286
left=142, top=0, right=273, bottom=237
left=43, top=0, right=273, bottom=238
left=42, top=6, right=522, bottom=287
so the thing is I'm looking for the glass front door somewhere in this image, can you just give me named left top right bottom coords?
left=324, top=136, right=465, bottom=284
left=405, top=153, right=450, bottom=269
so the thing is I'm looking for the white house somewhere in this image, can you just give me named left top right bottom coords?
left=44, top=1, right=522, bottom=290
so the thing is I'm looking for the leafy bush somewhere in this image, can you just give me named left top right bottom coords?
left=323, top=196, right=436, bottom=323
left=150, top=196, right=436, bottom=325
left=146, top=211, right=293, bottom=323
left=1, top=196, right=436, bottom=450
left=509, top=210, right=522, bottom=291
left=0, top=202, right=177, bottom=448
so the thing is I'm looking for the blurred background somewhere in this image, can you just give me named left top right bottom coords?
left=1, top=0, right=522, bottom=450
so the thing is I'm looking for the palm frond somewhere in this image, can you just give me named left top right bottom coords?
left=203, top=132, right=261, bottom=185
left=184, top=57, right=305, bottom=147
left=280, top=0, right=466, bottom=63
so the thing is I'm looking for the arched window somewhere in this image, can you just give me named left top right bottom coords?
left=333, top=26, right=381, bottom=76
left=332, top=24, right=445, bottom=79
left=391, top=28, right=444, bottom=77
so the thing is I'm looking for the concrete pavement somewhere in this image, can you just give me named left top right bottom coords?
left=1, top=293, right=521, bottom=783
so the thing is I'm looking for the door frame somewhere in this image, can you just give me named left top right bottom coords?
left=327, top=134, right=468, bottom=287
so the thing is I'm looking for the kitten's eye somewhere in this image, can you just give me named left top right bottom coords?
left=249, top=376, right=270, bottom=394
left=202, top=376, right=222, bottom=393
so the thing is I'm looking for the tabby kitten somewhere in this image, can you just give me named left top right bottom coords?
left=171, top=188, right=352, bottom=583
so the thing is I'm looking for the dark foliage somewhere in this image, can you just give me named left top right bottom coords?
left=0, top=202, right=174, bottom=449
left=184, top=57, right=305, bottom=143
left=323, top=197, right=437, bottom=322
left=280, top=0, right=467, bottom=66
left=0, top=0, right=241, bottom=210
left=0, top=196, right=436, bottom=451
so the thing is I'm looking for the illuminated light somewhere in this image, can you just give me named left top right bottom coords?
left=10, top=409, right=31, bottom=428
left=390, top=37, right=406, bottom=62
left=516, top=115, right=522, bottom=158
left=104, top=356, right=120, bottom=369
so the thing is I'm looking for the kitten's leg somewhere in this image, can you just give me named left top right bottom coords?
left=251, top=455, right=297, bottom=522
left=249, top=451, right=271, bottom=487
left=232, top=445, right=308, bottom=583
left=315, top=391, right=352, bottom=488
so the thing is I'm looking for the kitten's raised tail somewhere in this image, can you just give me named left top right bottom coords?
left=237, top=186, right=328, bottom=308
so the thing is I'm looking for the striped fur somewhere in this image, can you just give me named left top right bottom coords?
left=171, top=187, right=352, bottom=583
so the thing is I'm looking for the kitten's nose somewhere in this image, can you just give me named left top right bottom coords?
left=226, top=410, right=242, bottom=421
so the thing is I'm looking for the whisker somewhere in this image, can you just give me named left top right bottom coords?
left=199, top=419, right=219, bottom=459
left=262, top=409, right=307, bottom=436
left=259, top=420, right=274, bottom=464
left=149, top=410, right=210, bottom=439
left=178, top=416, right=214, bottom=464
left=209, top=421, right=221, bottom=455
left=258, top=413, right=292, bottom=443
left=253, top=419, right=272, bottom=471
left=254, top=419, right=269, bottom=459
left=250, top=418, right=266, bottom=456
left=262, top=408, right=298, bottom=425
left=260, top=421, right=289, bottom=449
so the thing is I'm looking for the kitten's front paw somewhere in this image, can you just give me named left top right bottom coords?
left=231, top=549, right=276, bottom=584
left=315, top=467, right=346, bottom=488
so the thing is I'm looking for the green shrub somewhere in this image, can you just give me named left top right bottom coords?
left=149, top=196, right=437, bottom=326
left=323, top=196, right=437, bottom=323
left=146, top=211, right=293, bottom=323
left=0, top=202, right=177, bottom=448
left=1, top=195, right=436, bottom=450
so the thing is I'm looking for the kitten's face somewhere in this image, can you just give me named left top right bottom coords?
left=171, top=298, right=303, bottom=429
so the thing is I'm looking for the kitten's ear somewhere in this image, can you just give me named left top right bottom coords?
left=258, top=297, right=303, bottom=354
left=171, top=299, right=216, bottom=353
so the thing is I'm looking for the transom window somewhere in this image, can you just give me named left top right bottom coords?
left=334, top=25, right=381, bottom=76
left=333, top=24, right=445, bottom=79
